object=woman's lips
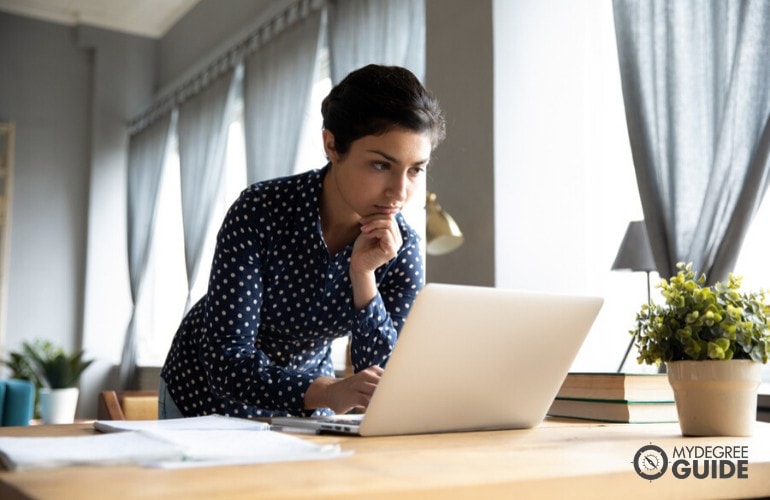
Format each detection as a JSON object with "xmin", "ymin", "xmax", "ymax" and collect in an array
[{"xmin": 374, "ymin": 206, "xmax": 400, "ymax": 215}]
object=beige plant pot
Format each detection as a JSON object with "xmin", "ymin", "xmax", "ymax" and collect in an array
[{"xmin": 667, "ymin": 360, "xmax": 761, "ymax": 437}]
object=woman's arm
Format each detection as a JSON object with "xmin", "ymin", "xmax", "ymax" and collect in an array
[
  {"xmin": 303, "ymin": 218, "xmax": 424, "ymax": 413},
  {"xmin": 348, "ymin": 216, "xmax": 424, "ymax": 371},
  {"xmin": 197, "ymin": 188, "xmax": 317, "ymax": 415}
]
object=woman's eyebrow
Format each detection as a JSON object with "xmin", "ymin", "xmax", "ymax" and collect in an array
[{"xmin": 368, "ymin": 149, "xmax": 429, "ymax": 166}]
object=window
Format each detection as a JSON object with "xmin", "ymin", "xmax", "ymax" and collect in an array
[
  {"xmin": 137, "ymin": 54, "xmax": 331, "ymax": 367},
  {"xmin": 188, "ymin": 112, "xmax": 248, "ymax": 302},
  {"xmin": 136, "ymin": 110, "xmax": 248, "ymax": 367},
  {"xmin": 136, "ymin": 134, "xmax": 186, "ymax": 366},
  {"xmin": 294, "ymin": 48, "xmax": 332, "ymax": 174},
  {"xmin": 734, "ymin": 193, "xmax": 770, "ymax": 382}
]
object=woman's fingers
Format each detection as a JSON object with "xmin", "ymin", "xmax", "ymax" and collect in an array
[
  {"xmin": 361, "ymin": 216, "xmax": 401, "ymax": 247},
  {"xmin": 327, "ymin": 365, "xmax": 384, "ymax": 414},
  {"xmin": 352, "ymin": 216, "xmax": 402, "ymax": 272}
]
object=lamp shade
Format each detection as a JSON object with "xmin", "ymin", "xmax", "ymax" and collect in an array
[
  {"xmin": 426, "ymin": 192, "xmax": 463, "ymax": 256},
  {"xmin": 611, "ymin": 220, "xmax": 656, "ymax": 272}
]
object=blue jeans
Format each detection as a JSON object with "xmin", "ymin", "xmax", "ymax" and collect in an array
[{"xmin": 158, "ymin": 377, "xmax": 185, "ymax": 419}]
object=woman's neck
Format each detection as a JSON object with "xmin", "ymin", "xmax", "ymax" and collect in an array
[{"xmin": 320, "ymin": 168, "xmax": 360, "ymax": 256}]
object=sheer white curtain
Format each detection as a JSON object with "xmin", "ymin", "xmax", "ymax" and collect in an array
[
  {"xmin": 122, "ymin": 113, "xmax": 174, "ymax": 388},
  {"xmin": 327, "ymin": 0, "xmax": 425, "ymax": 84},
  {"xmin": 243, "ymin": 8, "xmax": 323, "ymax": 183},
  {"xmin": 613, "ymin": 0, "xmax": 770, "ymax": 281},
  {"xmin": 177, "ymin": 67, "xmax": 241, "ymax": 311}
]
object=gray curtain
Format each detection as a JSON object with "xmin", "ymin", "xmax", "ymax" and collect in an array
[
  {"xmin": 243, "ymin": 8, "xmax": 323, "ymax": 183},
  {"xmin": 122, "ymin": 112, "xmax": 173, "ymax": 389},
  {"xmin": 327, "ymin": 0, "xmax": 425, "ymax": 84},
  {"xmin": 613, "ymin": 0, "xmax": 770, "ymax": 282},
  {"xmin": 177, "ymin": 68, "xmax": 241, "ymax": 311}
]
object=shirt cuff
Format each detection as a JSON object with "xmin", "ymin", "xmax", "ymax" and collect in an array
[
  {"xmin": 353, "ymin": 293, "xmax": 390, "ymax": 333},
  {"xmin": 283, "ymin": 370, "xmax": 316, "ymax": 415}
]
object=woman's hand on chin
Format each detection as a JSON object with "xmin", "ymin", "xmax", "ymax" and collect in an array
[
  {"xmin": 351, "ymin": 213, "xmax": 402, "ymax": 273},
  {"xmin": 349, "ymin": 214, "xmax": 401, "ymax": 308}
]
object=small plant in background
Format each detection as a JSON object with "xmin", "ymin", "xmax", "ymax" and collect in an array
[
  {"xmin": 632, "ymin": 262, "xmax": 770, "ymax": 365},
  {"xmin": 2, "ymin": 339, "xmax": 94, "ymax": 418},
  {"xmin": 25, "ymin": 344, "xmax": 94, "ymax": 389},
  {"xmin": 3, "ymin": 339, "xmax": 56, "ymax": 387}
]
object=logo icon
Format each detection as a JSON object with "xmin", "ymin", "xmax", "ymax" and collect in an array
[{"xmin": 633, "ymin": 444, "xmax": 668, "ymax": 480}]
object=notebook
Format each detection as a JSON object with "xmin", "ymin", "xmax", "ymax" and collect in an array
[{"xmin": 271, "ymin": 283, "xmax": 603, "ymax": 436}]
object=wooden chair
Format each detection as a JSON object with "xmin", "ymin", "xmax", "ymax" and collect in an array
[{"xmin": 97, "ymin": 390, "xmax": 159, "ymax": 420}]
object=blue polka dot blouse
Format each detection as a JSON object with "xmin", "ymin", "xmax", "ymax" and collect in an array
[{"xmin": 160, "ymin": 165, "xmax": 425, "ymax": 418}]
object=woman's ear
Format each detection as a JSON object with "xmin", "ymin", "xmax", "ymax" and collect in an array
[{"xmin": 322, "ymin": 129, "xmax": 338, "ymax": 161}]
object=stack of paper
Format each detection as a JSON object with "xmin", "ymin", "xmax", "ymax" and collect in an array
[
  {"xmin": 0, "ymin": 432, "xmax": 184, "ymax": 471},
  {"xmin": 0, "ymin": 415, "xmax": 349, "ymax": 471},
  {"xmin": 93, "ymin": 414, "xmax": 271, "ymax": 433},
  {"xmin": 141, "ymin": 429, "xmax": 347, "ymax": 469}
]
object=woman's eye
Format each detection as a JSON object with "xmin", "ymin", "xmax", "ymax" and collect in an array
[
  {"xmin": 409, "ymin": 166, "xmax": 425, "ymax": 177},
  {"xmin": 373, "ymin": 162, "xmax": 389, "ymax": 171}
]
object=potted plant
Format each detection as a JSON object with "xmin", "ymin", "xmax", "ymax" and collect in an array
[
  {"xmin": 631, "ymin": 262, "xmax": 769, "ymax": 436},
  {"xmin": 3, "ymin": 340, "xmax": 93, "ymax": 424}
]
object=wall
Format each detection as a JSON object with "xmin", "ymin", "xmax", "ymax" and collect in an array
[
  {"xmin": 77, "ymin": 26, "xmax": 157, "ymax": 414},
  {"xmin": 0, "ymin": 12, "xmax": 158, "ymax": 416},
  {"xmin": 0, "ymin": 13, "xmax": 92, "ymax": 356},
  {"xmin": 426, "ymin": 0, "xmax": 647, "ymax": 371},
  {"xmin": 494, "ymin": 0, "xmax": 593, "ymax": 293},
  {"xmin": 424, "ymin": 0, "xmax": 495, "ymax": 286},
  {"xmin": 492, "ymin": 0, "xmax": 647, "ymax": 371},
  {"xmin": 157, "ymin": 0, "xmax": 275, "ymax": 91}
]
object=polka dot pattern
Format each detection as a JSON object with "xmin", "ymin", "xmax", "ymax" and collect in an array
[{"xmin": 161, "ymin": 166, "xmax": 424, "ymax": 418}]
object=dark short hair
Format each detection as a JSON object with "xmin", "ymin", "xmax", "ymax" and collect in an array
[{"xmin": 321, "ymin": 64, "xmax": 446, "ymax": 156}]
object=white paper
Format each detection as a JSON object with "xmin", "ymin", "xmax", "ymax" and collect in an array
[
  {"xmin": 0, "ymin": 432, "xmax": 184, "ymax": 471},
  {"xmin": 142, "ymin": 429, "xmax": 349, "ymax": 469},
  {"xmin": 0, "ymin": 419, "xmax": 347, "ymax": 471},
  {"xmin": 93, "ymin": 414, "xmax": 270, "ymax": 433}
]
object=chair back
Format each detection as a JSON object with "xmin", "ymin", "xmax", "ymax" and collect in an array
[
  {"xmin": 0, "ymin": 379, "xmax": 35, "ymax": 426},
  {"xmin": 97, "ymin": 390, "xmax": 159, "ymax": 420}
]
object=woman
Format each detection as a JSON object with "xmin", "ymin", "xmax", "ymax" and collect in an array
[{"xmin": 159, "ymin": 64, "xmax": 445, "ymax": 419}]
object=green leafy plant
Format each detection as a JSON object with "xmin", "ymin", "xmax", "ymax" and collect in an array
[
  {"xmin": 3, "ymin": 339, "xmax": 93, "ymax": 389},
  {"xmin": 632, "ymin": 262, "xmax": 770, "ymax": 365}
]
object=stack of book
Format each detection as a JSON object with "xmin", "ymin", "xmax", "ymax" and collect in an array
[{"xmin": 547, "ymin": 372, "xmax": 678, "ymax": 423}]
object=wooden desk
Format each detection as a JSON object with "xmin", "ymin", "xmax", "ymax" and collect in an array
[{"xmin": 1, "ymin": 420, "xmax": 769, "ymax": 499}]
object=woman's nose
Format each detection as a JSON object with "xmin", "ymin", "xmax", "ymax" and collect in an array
[{"xmin": 386, "ymin": 173, "xmax": 408, "ymax": 201}]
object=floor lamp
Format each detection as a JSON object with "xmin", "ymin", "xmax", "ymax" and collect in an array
[{"xmin": 611, "ymin": 220, "xmax": 657, "ymax": 373}]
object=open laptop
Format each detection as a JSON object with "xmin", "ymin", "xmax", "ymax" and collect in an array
[{"xmin": 271, "ymin": 283, "xmax": 603, "ymax": 436}]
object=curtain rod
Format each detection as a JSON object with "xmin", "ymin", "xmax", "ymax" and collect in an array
[{"xmin": 127, "ymin": 0, "xmax": 325, "ymax": 135}]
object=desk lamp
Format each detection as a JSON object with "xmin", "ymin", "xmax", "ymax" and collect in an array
[
  {"xmin": 426, "ymin": 192, "xmax": 463, "ymax": 256},
  {"xmin": 612, "ymin": 220, "xmax": 657, "ymax": 372}
]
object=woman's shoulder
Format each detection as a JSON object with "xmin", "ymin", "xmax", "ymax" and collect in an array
[
  {"xmin": 244, "ymin": 168, "xmax": 323, "ymax": 197},
  {"xmin": 232, "ymin": 168, "xmax": 323, "ymax": 212}
]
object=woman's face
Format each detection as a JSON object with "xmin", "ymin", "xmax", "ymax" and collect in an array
[{"xmin": 324, "ymin": 128, "xmax": 432, "ymax": 219}]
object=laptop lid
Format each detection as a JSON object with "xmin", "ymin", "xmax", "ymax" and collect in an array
[
  {"xmin": 359, "ymin": 283, "xmax": 602, "ymax": 436},
  {"xmin": 274, "ymin": 283, "xmax": 603, "ymax": 436}
]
